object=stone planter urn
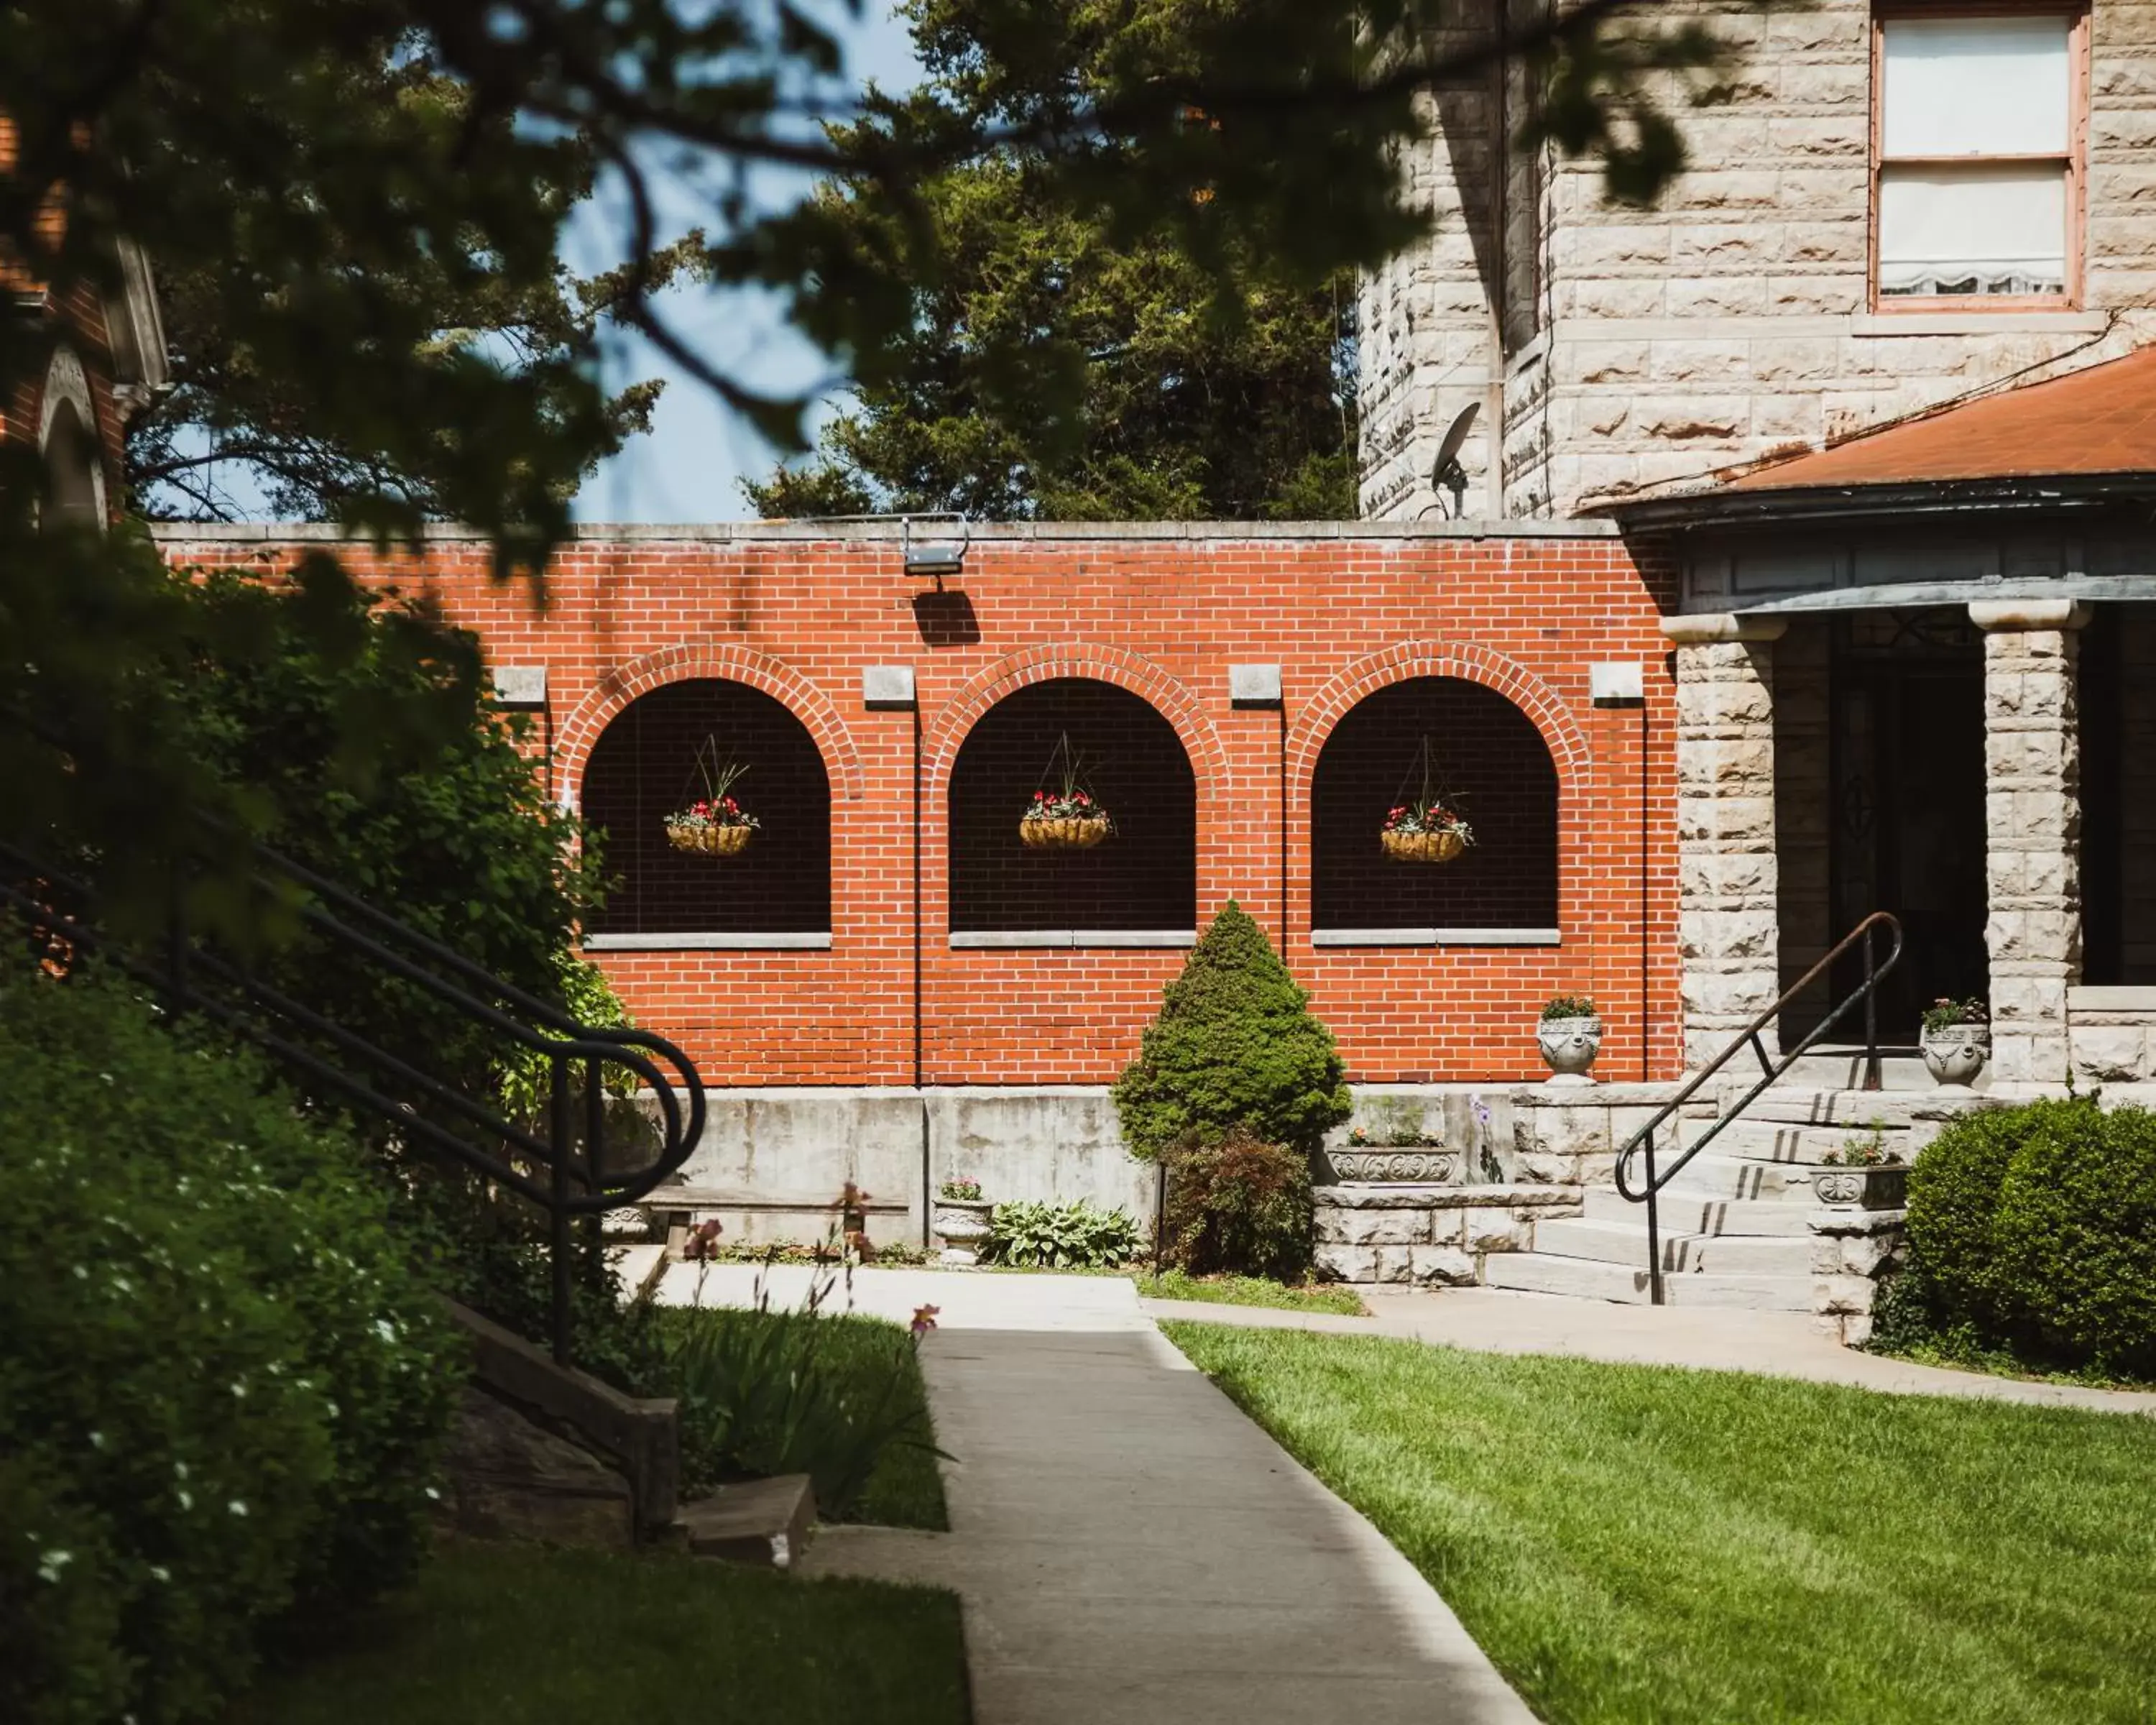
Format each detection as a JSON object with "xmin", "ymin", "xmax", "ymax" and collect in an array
[
  {"xmin": 931, "ymin": 1197, "xmax": 995, "ymax": 1267},
  {"xmin": 1537, "ymin": 1016, "xmax": 1603, "ymax": 1085},
  {"xmin": 1810, "ymin": 1164, "xmax": 1909, "ymax": 1210},
  {"xmin": 1920, "ymin": 1024, "xmax": 1990, "ymax": 1087}
]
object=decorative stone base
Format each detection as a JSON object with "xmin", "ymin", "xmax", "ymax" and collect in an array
[
  {"xmin": 1807, "ymin": 1208, "xmax": 1907, "ymax": 1348},
  {"xmin": 1312, "ymin": 1184, "xmax": 1584, "ymax": 1285}
]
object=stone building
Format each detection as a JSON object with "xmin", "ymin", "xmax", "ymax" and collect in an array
[{"xmin": 1359, "ymin": 0, "xmax": 2156, "ymax": 521}]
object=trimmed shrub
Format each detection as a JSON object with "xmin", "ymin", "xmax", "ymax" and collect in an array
[
  {"xmin": 985, "ymin": 1200, "xmax": 1142, "ymax": 1269},
  {"xmin": 1993, "ymin": 1101, "xmax": 2156, "ymax": 1377},
  {"xmin": 1112, "ymin": 900, "xmax": 1351, "ymax": 1162},
  {"xmin": 1902, "ymin": 1100, "xmax": 2060, "ymax": 1335},
  {"xmin": 1161, "ymin": 1128, "xmax": 1314, "ymax": 1282},
  {"xmin": 0, "ymin": 960, "xmax": 461, "ymax": 1724}
]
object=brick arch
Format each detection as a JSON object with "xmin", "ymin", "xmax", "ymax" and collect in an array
[
  {"xmin": 922, "ymin": 645, "xmax": 1227, "ymax": 800},
  {"xmin": 1286, "ymin": 640, "xmax": 1588, "ymax": 798},
  {"xmin": 554, "ymin": 641, "xmax": 864, "ymax": 810}
]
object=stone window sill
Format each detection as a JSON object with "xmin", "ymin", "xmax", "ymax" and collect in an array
[
  {"xmin": 1851, "ymin": 310, "xmax": 2107, "ymax": 338},
  {"xmin": 1311, "ymin": 928, "xmax": 1562, "ymax": 948},
  {"xmin": 581, "ymin": 932, "xmax": 832, "ymax": 951},
  {"xmin": 2067, "ymin": 985, "xmax": 2156, "ymax": 1015},
  {"xmin": 948, "ymin": 930, "xmax": 1197, "ymax": 949}
]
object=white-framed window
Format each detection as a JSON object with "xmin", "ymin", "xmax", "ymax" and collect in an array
[{"xmin": 1871, "ymin": 9, "xmax": 2086, "ymax": 306}]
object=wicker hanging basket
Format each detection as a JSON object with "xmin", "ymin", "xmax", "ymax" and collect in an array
[
  {"xmin": 1020, "ymin": 815, "xmax": 1112, "ymax": 850},
  {"xmin": 1381, "ymin": 827, "xmax": 1466, "ymax": 864},
  {"xmin": 666, "ymin": 822, "xmax": 754, "ymax": 857}
]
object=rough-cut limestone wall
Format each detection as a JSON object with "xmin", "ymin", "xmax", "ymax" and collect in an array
[
  {"xmin": 1669, "ymin": 617, "xmax": 1784, "ymax": 1070},
  {"xmin": 1978, "ymin": 604, "xmax": 2088, "ymax": 1086},
  {"xmin": 1360, "ymin": 0, "xmax": 2156, "ymax": 520}
]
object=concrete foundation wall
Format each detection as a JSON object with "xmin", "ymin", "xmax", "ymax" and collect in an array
[{"xmin": 655, "ymin": 1078, "xmax": 1675, "ymax": 1246}]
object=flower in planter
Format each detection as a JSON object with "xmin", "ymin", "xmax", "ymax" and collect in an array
[
  {"xmin": 664, "ymin": 742, "xmax": 760, "ymax": 852},
  {"xmin": 1381, "ymin": 801, "xmax": 1475, "ymax": 843},
  {"xmin": 1541, "ymin": 994, "xmax": 1598, "ymax": 1022},
  {"xmin": 1922, "ymin": 996, "xmax": 1989, "ymax": 1034},
  {"xmin": 939, "ymin": 1177, "xmax": 984, "ymax": 1202}
]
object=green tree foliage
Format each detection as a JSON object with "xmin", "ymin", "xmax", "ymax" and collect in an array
[
  {"xmin": 126, "ymin": 56, "xmax": 699, "ymax": 522},
  {"xmin": 1112, "ymin": 899, "xmax": 1350, "ymax": 1161},
  {"xmin": 0, "ymin": 960, "xmax": 461, "ymax": 1724},
  {"xmin": 746, "ymin": 152, "xmax": 1358, "ymax": 520}
]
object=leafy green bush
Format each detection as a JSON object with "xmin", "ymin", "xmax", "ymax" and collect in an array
[
  {"xmin": 986, "ymin": 1200, "xmax": 1143, "ymax": 1269},
  {"xmin": 1161, "ymin": 1128, "xmax": 1314, "ymax": 1282},
  {"xmin": 0, "ymin": 960, "xmax": 462, "ymax": 1724},
  {"xmin": 1902, "ymin": 1100, "xmax": 2054, "ymax": 1335},
  {"xmin": 1993, "ymin": 1101, "xmax": 2156, "ymax": 1377},
  {"xmin": 0, "ymin": 1453, "xmax": 131, "ymax": 1725},
  {"xmin": 1892, "ymin": 1095, "xmax": 2156, "ymax": 1379},
  {"xmin": 657, "ymin": 1280, "xmax": 941, "ymax": 1517},
  {"xmin": 1112, "ymin": 899, "xmax": 1350, "ymax": 1161}
]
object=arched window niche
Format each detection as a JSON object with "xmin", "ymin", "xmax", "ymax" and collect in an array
[
  {"xmin": 948, "ymin": 678, "xmax": 1197, "ymax": 947},
  {"xmin": 580, "ymin": 679, "xmax": 831, "ymax": 949},
  {"xmin": 1310, "ymin": 677, "xmax": 1560, "ymax": 947}
]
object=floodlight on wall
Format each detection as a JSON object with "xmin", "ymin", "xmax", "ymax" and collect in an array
[{"xmin": 902, "ymin": 513, "xmax": 969, "ymax": 579}]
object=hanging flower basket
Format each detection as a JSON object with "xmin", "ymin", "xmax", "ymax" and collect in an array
[
  {"xmin": 1381, "ymin": 827, "xmax": 1467, "ymax": 863},
  {"xmin": 1021, "ymin": 811, "xmax": 1114, "ymax": 850},
  {"xmin": 1381, "ymin": 737, "xmax": 1474, "ymax": 863},
  {"xmin": 664, "ymin": 740, "xmax": 760, "ymax": 858},
  {"xmin": 1381, "ymin": 805, "xmax": 1473, "ymax": 863},
  {"xmin": 665, "ymin": 817, "xmax": 754, "ymax": 857},
  {"xmin": 1020, "ymin": 732, "xmax": 1114, "ymax": 850}
]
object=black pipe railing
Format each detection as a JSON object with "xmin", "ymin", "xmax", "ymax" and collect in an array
[
  {"xmin": 1614, "ymin": 911, "xmax": 1904, "ymax": 1306},
  {"xmin": 1, "ymin": 831, "xmax": 704, "ymax": 1365}
]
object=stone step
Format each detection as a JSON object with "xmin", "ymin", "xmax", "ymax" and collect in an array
[
  {"xmin": 1708, "ymin": 1119, "xmax": 1910, "ymax": 1163},
  {"xmin": 1659, "ymin": 1153, "xmax": 1826, "ymax": 1201},
  {"xmin": 1531, "ymin": 1218, "xmax": 1815, "ymax": 1278},
  {"xmin": 1482, "ymin": 1251, "xmax": 1812, "ymax": 1310},
  {"xmin": 1580, "ymin": 1186, "xmax": 1815, "ymax": 1236},
  {"xmin": 1774, "ymin": 1049, "xmax": 1932, "ymax": 1092},
  {"xmin": 1708, "ymin": 1087, "xmax": 1923, "ymax": 1128}
]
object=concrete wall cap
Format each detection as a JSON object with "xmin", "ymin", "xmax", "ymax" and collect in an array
[
  {"xmin": 1968, "ymin": 599, "xmax": 2093, "ymax": 632},
  {"xmin": 1660, "ymin": 612, "xmax": 1789, "ymax": 645}
]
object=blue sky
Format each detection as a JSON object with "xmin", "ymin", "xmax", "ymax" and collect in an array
[{"xmin": 568, "ymin": 5, "xmax": 922, "ymax": 525}]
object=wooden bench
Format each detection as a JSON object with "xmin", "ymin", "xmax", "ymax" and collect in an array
[{"xmin": 637, "ymin": 1185, "xmax": 912, "ymax": 1259}]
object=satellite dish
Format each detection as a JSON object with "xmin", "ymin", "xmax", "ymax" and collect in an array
[{"xmin": 1431, "ymin": 401, "xmax": 1480, "ymax": 519}]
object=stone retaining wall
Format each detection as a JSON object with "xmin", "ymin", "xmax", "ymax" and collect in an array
[{"xmin": 1312, "ymin": 1184, "xmax": 1583, "ymax": 1286}]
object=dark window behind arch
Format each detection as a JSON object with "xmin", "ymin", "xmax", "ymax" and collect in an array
[
  {"xmin": 42, "ymin": 400, "xmax": 100, "ymax": 526},
  {"xmin": 582, "ymin": 679, "xmax": 830, "ymax": 936},
  {"xmin": 1311, "ymin": 677, "xmax": 1559, "ymax": 932},
  {"xmin": 949, "ymin": 678, "xmax": 1196, "ymax": 934}
]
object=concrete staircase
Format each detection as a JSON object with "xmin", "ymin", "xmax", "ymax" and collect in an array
[{"xmin": 1484, "ymin": 1053, "xmax": 1930, "ymax": 1310}]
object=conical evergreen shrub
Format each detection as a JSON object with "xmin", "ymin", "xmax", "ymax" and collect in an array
[{"xmin": 1112, "ymin": 899, "xmax": 1351, "ymax": 1161}]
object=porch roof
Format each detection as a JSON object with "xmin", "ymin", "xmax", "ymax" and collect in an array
[{"xmin": 1608, "ymin": 346, "xmax": 2156, "ymax": 530}]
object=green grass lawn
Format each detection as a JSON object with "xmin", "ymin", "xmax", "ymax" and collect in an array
[
  {"xmin": 1165, "ymin": 1322, "xmax": 2156, "ymax": 1725},
  {"xmin": 1136, "ymin": 1268, "xmax": 1368, "ymax": 1316},
  {"xmin": 651, "ymin": 1308, "xmax": 948, "ymax": 1530},
  {"xmin": 235, "ymin": 1542, "xmax": 969, "ymax": 1725}
]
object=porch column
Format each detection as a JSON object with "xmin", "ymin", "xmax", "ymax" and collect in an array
[
  {"xmin": 1664, "ymin": 613, "xmax": 1787, "ymax": 1071},
  {"xmin": 1971, "ymin": 599, "xmax": 2091, "ymax": 1085}
]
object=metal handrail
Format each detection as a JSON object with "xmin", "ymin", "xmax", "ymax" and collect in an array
[
  {"xmin": 1613, "ymin": 911, "xmax": 1904, "ymax": 1305},
  {"xmin": 1, "ymin": 831, "xmax": 705, "ymax": 1364}
]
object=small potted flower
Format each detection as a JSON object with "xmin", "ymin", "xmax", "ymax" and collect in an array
[
  {"xmin": 1019, "ymin": 732, "xmax": 1113, "ymax": 850},
  {"xmin": 1381, "ymin": 801, "xmax": 1473, "ymax": 863},
  {"xmin": 932, "ymin": 1176, "xmax": 995, "ymax": 1266},
  {"xmin": 1537, "ymin": 994, "xmax": 1602, "ymax": 1085},
  {"xmin": 664, "ymin": 744, "xmax": 759, "ymax": 857},
  {"xmin": 1920, "ymin": 996, "xmax": 1990, "ymax": 1087},
  {"xmin": 1812, "ymin": 1126, "xmax": 1909, "ymax": 1209}
]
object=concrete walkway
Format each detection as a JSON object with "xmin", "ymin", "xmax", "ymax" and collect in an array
[{"xmin": 652, "ymin": 1262, "xmax": 1535, "ymax": 1724}]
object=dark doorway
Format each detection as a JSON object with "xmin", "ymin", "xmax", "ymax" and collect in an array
[{"xmin": 1828, "ymin": 614, "xmax": 1987, "ymax": 1038}]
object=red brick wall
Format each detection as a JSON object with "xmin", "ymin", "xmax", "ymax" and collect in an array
[{"xmin": 157, "ymin": 528, "xmax": 1683, "ymax": 1087}]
